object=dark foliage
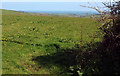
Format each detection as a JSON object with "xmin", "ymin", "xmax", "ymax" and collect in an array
[{"xmin": 80, "ymin": 1, "xmax": 120, "ymax": 76}]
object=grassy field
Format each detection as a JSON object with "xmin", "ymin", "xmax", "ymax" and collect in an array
[{"xmin": 2, "ymin": 10, "xmax": 100, "ymax": 74}]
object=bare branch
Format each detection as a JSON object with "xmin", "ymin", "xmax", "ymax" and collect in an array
[{"xmin": 80, "ymin": 5, "xmax": 104, "ymax": 14}]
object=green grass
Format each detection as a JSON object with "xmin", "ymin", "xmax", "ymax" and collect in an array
[{"xmin": 2, "ymin": 10, "xmax": 100, "ymax": 74}]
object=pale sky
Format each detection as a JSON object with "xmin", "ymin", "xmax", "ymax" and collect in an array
[
  {"xmin": 1, "ymin": 0, "xmax": 116, "ymax": 12},
  {"xmin": 2, "ymin": 2, "xmax": 103, "ymax": 12},
  {"xmin": 2, "ymin": 0, "xmax": 113, "ymax": 2}
]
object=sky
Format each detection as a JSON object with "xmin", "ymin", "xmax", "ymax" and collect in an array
[
  {"xmin": 2, "ymin": 0, "xmax": 112, "ymax": 2},
  {"xmin": 2, "ymin": 2, "xmax": 104, "ymax": 12}
]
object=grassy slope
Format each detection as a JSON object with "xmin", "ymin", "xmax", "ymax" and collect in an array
[{"xmin": 2, "ymin": 10, "xmax": 100, "ymax": 74}]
